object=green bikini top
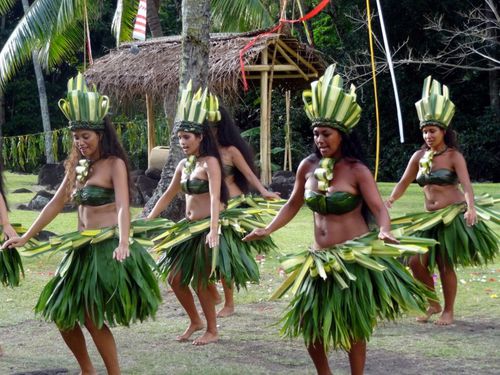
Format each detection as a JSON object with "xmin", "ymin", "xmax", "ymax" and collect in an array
[
  {"xmin": 180, "ymin": 178, "xmax": 209, "ymax": 195},
  {"xmin": 223, "ymin": 164, "xmax": 236, "ymax": 177},
  {"xmin": 304, "ymin": 190, "xmax": 362, "ymax": 215},
  {"xmin": 73, "ymin": 185, "xmax": 115, "ymax": 206},
  {"xmin": 416, "ymin": 169, "xmax": 458, "ymax": 187}
]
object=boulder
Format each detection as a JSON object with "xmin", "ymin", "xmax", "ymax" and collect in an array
[
  {"xmin": 28, "ymin": 190, "xmax": 54, "ymax": 211},
  {"xmin": 145, "ymin": 167, "xmax": 162, "ymax": 181},
  {"xmin": 12, "ymin": 188, "xmax": 32, "ymax": 194},
  {"xmin": 38, "ymin": 164, "xmax": 65, "ymax": 188},
  {"xmin": 135, "ymin": 175, "xmax": 159, "ymax": 205},
  {"xmin": 130, "ymin": 169, "xmax": 145, "ymax": 182},
  {"xmin": 270, "ymin": 170, "xmax": 295, "ymax": 199}
]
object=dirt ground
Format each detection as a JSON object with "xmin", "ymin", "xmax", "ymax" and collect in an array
[{"xmin": 1, "ymin": 287, "xmax": 499, "ymax": 375}]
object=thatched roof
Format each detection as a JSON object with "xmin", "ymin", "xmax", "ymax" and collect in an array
[{"xmin": 85, "ymin": 30, "xmax": 327, "ymax": 108}]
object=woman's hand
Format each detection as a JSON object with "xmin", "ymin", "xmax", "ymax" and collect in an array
[
  {"xmin": 464, "ymin": 206, "xmax": 477, "ymax": 227},
  {"xmin": 262, "ymin": 190, "xmax": 281, "ymax": 200},
  {"xmin": 2, "ymin": 235, "xmax": 28, "ymax": 250},
  {"xmin": 113, "ymin": 242, "xmax": 130, "ymax": 262},
  {"xmin": 206, "ymin": 229, "xmax": 219, "ymax": 248},
  {"xmin": 243, "ymin": 228, "xmax": 270, "ymax": 242},
  {"xmin": 3, "ymin": 224, "xmax": 18, "ymax": 240},
  {"xmin": 385, "ymin": 197, "xmax": 395, "ymax": 209},
  {"xmin": 378, "ymin": 229, "xmax": 399, "ymax": 244}
]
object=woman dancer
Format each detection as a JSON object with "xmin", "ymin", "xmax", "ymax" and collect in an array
[
  {"xmin": 206, "ymin": 98, "xmax": 280, "ymax": 317},
  {"xmin": 3, "ymin": 74, "xmax": 161, "ymax": 374},
  {"xmin": 244, "ymin": 65, "xmax": 434, "ymax": 375},
  {"xmin": 147, "ymin": 84, "xmax": 227, "ymax": 345},
  {"xmin": 387, "ymin": 76, "xmax": 499, "ymax": 325}
]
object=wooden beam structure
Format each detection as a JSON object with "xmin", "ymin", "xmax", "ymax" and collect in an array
[
  {"xmin": 146, "ymin": 94, "xmax": 156, "ymax": 167},
  {"xmin": 255, "ymin": 37, "xmax": 321, "ymax": 186}
]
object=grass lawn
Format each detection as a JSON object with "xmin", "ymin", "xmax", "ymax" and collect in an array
[{"xmin": 0, "ymin": 172, "xmax": 499, "ymax": 374}]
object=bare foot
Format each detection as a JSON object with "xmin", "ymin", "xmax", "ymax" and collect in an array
[
  {"xmin": 435, "ymin": 311, "xmax": 454, "ymax": 325},
  {"xmin": 176, "ymin": 322, "xmax": 204, "ymax": 342},
  {"xmin": 192, "ymin": 331, "xmax": 219, "ymax": 346},
  {"xmin": 416, "ymin": 306, "xmax": 442, "ymax": 323},
  {"xmin": 217, "ymin": 305, "xmax": 235, "ymax": 318}
]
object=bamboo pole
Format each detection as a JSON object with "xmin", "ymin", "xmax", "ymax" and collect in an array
[
  {"xmin": 284, "ymin": 90, "xmax": 292, "ymax": 171},
  {"xmin": 260, "ymin": 48, "xmax": 269, "ymax": 185},
  {"xmin": 146, "ymin": 94, "xmax": 156, "ymax": 167}
]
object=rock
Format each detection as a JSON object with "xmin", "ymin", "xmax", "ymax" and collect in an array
[
  {"xmin": 28, "ymin": 190, "xmax": 54, "ymax": 211},
  {"xmin": 270, "ymin": 170, "xmax": 295, "ymax": 199},
  {"xmin": 38, "ymin": 164, "xmax": 65, "ymax": 188},
  {"xmin": 135, "ymin": 175, "xmax": 159, "ymax": 204},
  {"xmin": 35, "ymin": 230, "xmax": 57, "ymax": 241},
  {"xmin": 145, "ymin": 168, "xmax": 162, "ymax": 181},
  {"xmin": 130, "ymin": 169, "xmax": 145, "ymax": 182},
  {"xmin": 12, "ymin": 188, "xmax": 32, "ymax": 194},
  {"xmin": 16, "ymin": 203, "xmax": 30, "ymax": 210}
]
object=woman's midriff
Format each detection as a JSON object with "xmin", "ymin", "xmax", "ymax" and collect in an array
[
  {"xmin": 225, "ymin": 176, "xmax": 242, "ymax": 198},
  {"xmin": 185, "ymin": 193, "xmax": 224, "ymax": 221},
  {"xmin": 78, "ymin": 203, "xmax": 119, "ymax": 230},
  {"xmin": 313, "ymin": 208, "xmax": 370, "ymax": 249},
  {"xmin": 423, "ymin": 184, "xmax": 464, "ymax": 211}
]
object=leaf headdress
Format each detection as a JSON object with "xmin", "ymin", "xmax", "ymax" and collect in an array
[
  {"xmin": 415, "ymin": 76, "xmax": 455, "ymax": 129},
  {"xmin": 58, "ymin": 73, "xmax": 110, "ymax": 131}
]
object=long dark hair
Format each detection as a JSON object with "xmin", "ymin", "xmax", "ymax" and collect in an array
[
  {"xmin": 0, "ymin": 159, "xmax": 8, "ymax": 210},
  {"xmin": 192, "ymin": 124, "xmax": 229, "ymax": 204},
  {"xmin": 64, "ymin": 117, "xmax": 133, "ymax": 200},
  {"xmin": 214, "ymin": 106, "xmax": 257, "ymax": 194},
  {"xmin": 420, "ymin": 126, "xmax": 460, "ymax": 151}
]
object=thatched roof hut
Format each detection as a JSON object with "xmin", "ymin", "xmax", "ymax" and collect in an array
[
  {"xmin": 85, "ymin": 30, "xmax": 328, "ymax": 184},
  {"xmin": 86, "ymin": 30, "xmax": 327, "ymax": 107}
]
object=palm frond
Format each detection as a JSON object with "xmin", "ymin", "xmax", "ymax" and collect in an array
[
  {"xmin": 111, "ymin": 0, "xmax": 137, "ymax": 44},
  {"xmin": 0, "ymin": 0, "xmax": 17, "ymax": 15},
  {"xmin": 211, "ymin": 0, "xmax": 274, "ymax": 32}
]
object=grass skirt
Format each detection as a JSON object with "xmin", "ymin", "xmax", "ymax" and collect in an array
[
  {"xmin": 0, "ymin": 224, "xmax": 32, "ymax": 287},
  {"xmin": 33, "ymin": 236, "xmax": 161, "ymax": 331},
  {"xmin": 272, "ymin": 233, "xmax": 436, "ymax": 352},
  {"xmin": 392, "ymin": 196, "xmax": 499, "ymax": 269},
  {"xmin": 0, "ymin": 247, "xmax": 23, "ymax": 287},
  {"xmin": 153, "ymin": 201, "xmax": 279, "ymax": 289}
]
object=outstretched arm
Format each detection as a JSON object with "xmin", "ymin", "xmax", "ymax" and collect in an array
[
  {"xmin": 147, "ymin": 161, "xmax": 183, "ymax": 219},
  {"xmin": 230, "ymin": 147, "xmax": 280, "ymax": 199},
  {"xmin": 386, "ymin": 151, "xmax": 421, "ymax": 208},
  {"xmin": 2, "ymin": 175, "xmax": 71, "ymax": 248},
  {"xmin": 243, "ymin": 158, "xmax": 309, "ymax": 241}
]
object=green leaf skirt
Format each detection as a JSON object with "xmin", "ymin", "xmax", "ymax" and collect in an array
[
  {"xmin": 35, "ymin": 238, "xmax": 162, "ymax": 331},
  {"xmin": 391, "ymin": 197, "xmax": 500, "ymax": 270},
  {"xmin": 0, "ymin": 247, "xmax": 24, "ymax": 287},
  {"xmin": 275, "ymin": 240, "xmax": 435, "ymax": 352},
  {"xmin": 155, "ymin": 206, "xmax": 278, "ymax": 289},
  {"xmin": 417, "ymin": 214, "xmax": 499, "ymax": 269},
  {"xmin": 280, "ymin": 254, "xmax": 433, "ymax": 352},
  {"xmin": 0, "ymin": 224, "xmax": 32, "ymax": 287}
]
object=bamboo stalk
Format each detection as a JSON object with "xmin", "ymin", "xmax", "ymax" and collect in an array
[
  {"xmin": 275, "ymin": 44, "xmax": 309, "ymax": 80},
  {"xmin": 146, "ymin": 94, "xmax": 156, "ymax": 167}
]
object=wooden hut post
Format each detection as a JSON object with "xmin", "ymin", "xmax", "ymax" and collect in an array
[
  {"xmin": 260, "ymin": 47, "xmax": 270, "ymax": 185},
  {"xmin": 146, "ymin": 94, "xmax": 156, "ymax": 167}
]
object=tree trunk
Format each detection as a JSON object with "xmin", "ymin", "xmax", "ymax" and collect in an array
[
  {"xmin": 21, "ymin": 0, "xmax": 54, "ymax": 164},
  {"xmin": 0, "ymin": 14, "xmax": 5, "ymax": 153},
  {"xmin": 147, "ymin": 0, "xmax": 164, "ymax": 37},
  {"xmin": 143, "ymin": 0, "xmax": 210, "ymax": 219},
  {"xmin": 486, "ymin": 4, "xmax": 499, "ymax": 117}
]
